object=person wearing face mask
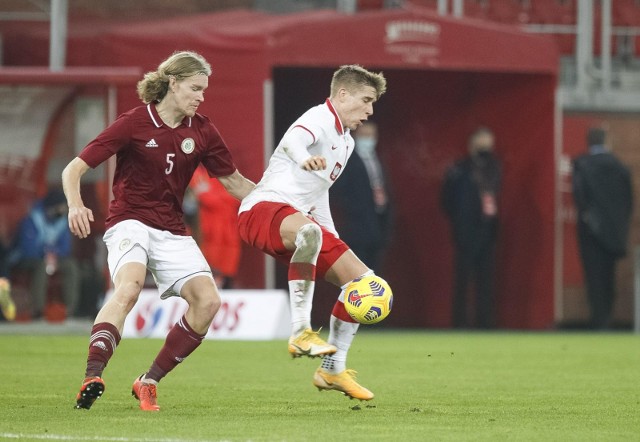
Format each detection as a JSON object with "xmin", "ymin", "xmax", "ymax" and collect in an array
[
  {"xmin": 441, "ymin": 127, "xmax": 502, "ymax": 329},
  {"xmin": 8, "ymin": 187, "xmax": 80, "ymax": 321},
  {"xmin": 330, "ymin": 121, "xmax": 391, "ymax": 272}
]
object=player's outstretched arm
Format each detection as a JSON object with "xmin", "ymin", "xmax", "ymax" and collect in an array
[
  {"xmin": 218, "ymin": 170, "xmax": 256, "ymax": 200},
  {"xmin": 61, "ymin": 157, "xmax": 94, "ymax": 239}
]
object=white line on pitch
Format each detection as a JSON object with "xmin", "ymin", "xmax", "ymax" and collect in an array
[{"xmin": 0, "ymin": 434, "xmax": 228, "ymax": 442}]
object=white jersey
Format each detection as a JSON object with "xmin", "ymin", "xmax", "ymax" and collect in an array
[{"xmin": 239, "ymin": 99, "xmax": 354, "ymax": 236}]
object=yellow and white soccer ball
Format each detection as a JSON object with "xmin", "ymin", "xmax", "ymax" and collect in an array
[{"xmin": 344, "ymin": 275, "xmax": 393, "ymax": 324}]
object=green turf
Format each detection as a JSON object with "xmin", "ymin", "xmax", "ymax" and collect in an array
[{"xmin": 0, "ymin": 331, "xmax": 639, "ymax": 441}]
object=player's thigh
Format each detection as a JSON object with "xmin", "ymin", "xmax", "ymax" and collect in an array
[
  {"xmin": 324, "ymin": 249, "xmax": 369, "ymax": 287},
  {"xmin": 112, "ymin": 261, "xmax": 147, "ymax": 302},
  {"xmin": 148, "ymin": 232, "xmax": 212, "ymax": 298},
  {"xmin": 280, "ymin": 212, "xmax": 316, "ymax": 250},
  {"xmin": 103, "ymin": 220, "xmax": 151, "ymax": 282}
]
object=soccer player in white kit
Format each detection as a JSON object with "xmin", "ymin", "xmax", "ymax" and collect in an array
[{"xmin": 239, "ymin": 65, "xmax": 387, "ymax": 400}]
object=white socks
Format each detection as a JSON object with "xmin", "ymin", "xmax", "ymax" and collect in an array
[
  {"xmin": 321, "ymin": 271, "xmax": 373, "ymax": 374},
  {"xmin": 289, "ymin": 279, "xmax": 315, "ymax": 335},
  {"xmin": 288, "ymin": 224, "xmax": 322, "ymax": 336},
  {"xmin": 321, "ymin": 310, "xmax": 360, "ymax": 374}
]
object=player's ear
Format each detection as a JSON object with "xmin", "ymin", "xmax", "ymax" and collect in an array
[
  {"xmin": 337, "ymin": 87, "xmax": 350, "ymax": 102},
  {"xmin": 168, "ymin": 75, "xmax": 178, "ymax": 93}
]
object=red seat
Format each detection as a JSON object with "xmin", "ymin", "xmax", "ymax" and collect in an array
[
  {"xmin": 529, "ymin": 0, "xmax": 576, "ymax": 24},
  {"xmin": 613, "ymin": 0, "xmax": 640, "ymax": 26},
  {"xmin": 357, "ymin": 0, "xmax": 385, "ymax": 11}
]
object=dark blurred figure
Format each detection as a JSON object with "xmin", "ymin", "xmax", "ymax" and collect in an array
[
  {"xmin": 9, "ymin": 188, "xmax": 80, "ymax": 319},
  {"xmin": 0, "ymin": 240, "xmax": 16, "ymax": 321},
  {"xmin": 572, "ymin": 127, "xmax": 633, "ymax": 330},
  {"xmin": 331, "ymin": 121, "xmax": 392, "ymax": 272},
  {"xmin": 441, "ymin": 127, "xmax": 502, "ymax": 329}
]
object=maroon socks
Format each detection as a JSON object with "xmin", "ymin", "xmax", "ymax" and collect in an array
[
  {"xmin": 85, "ymin": 322, "xmax": 121, "ymax": 378},
  {"xmin": 146, "ymin": 315, "xmax": 205, "ymax": 383}
]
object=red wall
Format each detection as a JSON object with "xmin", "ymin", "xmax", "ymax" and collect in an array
[{"xmin": 383, "ymin": 70, "xmax": 557, "ymax": 329}]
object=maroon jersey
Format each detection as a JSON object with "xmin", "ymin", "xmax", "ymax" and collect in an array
[{"xmin": 80, "ymin": 104, "xmax": 236, "ymax": 235}]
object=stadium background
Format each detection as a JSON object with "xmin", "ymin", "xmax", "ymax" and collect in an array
[{"xmin": 0, "ymin": 0, "xmax": 638, "ymax": 330}]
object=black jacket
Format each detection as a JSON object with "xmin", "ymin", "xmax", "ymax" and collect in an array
[
  {"xmin": 330, "ymin": 151, "xmax": 391, "ymax": 249},
  {"xmin": 572, "ymin": 152, "xmax": 633, "ymax": 257},
  {"xmin": 441, "ymin": 153, "xmax": 501, "ymax": 247}
]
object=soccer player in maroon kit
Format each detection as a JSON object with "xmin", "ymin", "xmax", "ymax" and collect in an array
[{"xmin": 63, "ymin": 51, "xmax": 254, "ymax": 411}]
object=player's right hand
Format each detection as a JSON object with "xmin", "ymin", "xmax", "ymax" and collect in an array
[
  {"xmin": 302, "ymin": 156, "xmax": 327, "ymax": 171},
  {"xmin": 68, "ymin": 206, "xmax": 94, "ymax": 239}
]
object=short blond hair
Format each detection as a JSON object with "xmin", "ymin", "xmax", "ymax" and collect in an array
[
  {"xmin": 137, "ymin": 51, "xmax": 212, "ymax": 104},
  {"xmin": 330, "ymin": 65, "xmax": 387, "ymax": 100}
]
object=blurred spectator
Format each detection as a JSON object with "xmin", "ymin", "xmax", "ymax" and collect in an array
[
  {"xmin": 0, "ymin": 240, "xmax": 16, "ymax": 321},
  {"xmin": 330, "ymin": 121, "xmax": 392, "ymax": 272},
  {"xmin": 441, "ymin": 127, "xmax": 502, "ymax": 329},
  {"xmin": 572, "ymin": 127, "xmax": 633, "ymax": 330},
  {"xmin": 8, "ymin": 188, "xmax": 80, "ymax": 319},
  {"xmin": 186, "ymin": 166, "xmax": 242, "ymax": 289}
]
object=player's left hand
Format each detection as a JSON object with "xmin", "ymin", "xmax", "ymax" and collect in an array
[
  {"xmin": 302, "ymin": 156, "xmax": 326, "ymax": 171},
  {"xmin": 68, "ymin": 206, "xmax": 94, "ymax": 239}
]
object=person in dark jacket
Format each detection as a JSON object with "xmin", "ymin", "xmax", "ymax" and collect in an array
[
  {"xmin": 441, "ymin": 127, "xmax": 502, "ymax": 329},
  {"xmin": 572, "ymin": 127, "xmax": 633, "ymax": 329},
  {"xmin": 331, "ymin": 121, "xmax": 391, "ymax": 272}
]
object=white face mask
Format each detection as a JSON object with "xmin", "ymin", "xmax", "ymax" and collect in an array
[{"xmin": 355, "ymin": 137, "xmax": 377, "ymax": 156}]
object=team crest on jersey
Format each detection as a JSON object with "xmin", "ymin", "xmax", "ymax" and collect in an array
[
  {"xmin": 181, "ymin": 138, "xmax": 195, "ymax": 154},
  {"xmin": 119, "ymin": 238, "xmax": 131, "ymax": 251},
  {"xmin": 330, "ymin": 162, "xmax": 343, "ymax": 181}
]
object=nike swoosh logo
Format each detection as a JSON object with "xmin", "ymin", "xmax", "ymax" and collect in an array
[{"xmin": 331, "ymin": 145, "xmax": 338, "ymax": 150}]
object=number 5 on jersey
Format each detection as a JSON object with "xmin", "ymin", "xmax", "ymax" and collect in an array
[{"xmin": 165, "ymin": 153, "xmax": 175, "ymax": 175}]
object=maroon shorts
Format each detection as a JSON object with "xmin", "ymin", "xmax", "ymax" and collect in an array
[{"xmin": 238, "ymin": 201, "xmax": 349, "ymax": 277}]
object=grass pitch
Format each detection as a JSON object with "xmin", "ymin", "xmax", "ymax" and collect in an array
[{"xmin": 0, "ymin": 330, "xmax": 638, "ymax": 441}]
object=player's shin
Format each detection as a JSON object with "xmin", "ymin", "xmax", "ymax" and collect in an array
[
  {"xmin": 144, "ymin": 315, "xmax": 205, "ymax": 383},
  {"xmin": 321, "ymin": 298, "xmax": 359, "ymax": 374},
  {"xmin": 85, "ymin": 322, "xmax": 121, "ymax": 377},
  {"xmin": 288, "ymin": 224, "xmax": 322, "ymax": 335}
]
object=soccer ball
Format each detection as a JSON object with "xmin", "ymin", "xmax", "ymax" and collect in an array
[{"xmin": 344, "ymin": 275, "xmax": 393, "ymax": 324}]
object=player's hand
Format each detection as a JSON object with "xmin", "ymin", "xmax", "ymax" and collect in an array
[
  {"xmin": 68, "ymin": 206, "xmax": 94, "ymax": 239},
  {"xmin": 302, "ymin": 156, "xmax": 327, "ymax": 171}
]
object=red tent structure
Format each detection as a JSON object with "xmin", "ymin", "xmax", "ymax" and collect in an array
[{"xmin": 2, "ymin": 7, "xmax": 559, "ymax": 328}]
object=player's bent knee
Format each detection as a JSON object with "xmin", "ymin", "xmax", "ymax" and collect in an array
[
  {"xmin": 206, "ymin": 293, "xmax": 222, "ymax": 318},
  {"xmin": 294, "ymin": 223, "xmax": 322, "ymax": 260},
  {"xmin": 325, "ymin": 250, "xmax": 371, "ymax": 287},
  {"xmin": 184, "ymin": 287, "xmax": 221, "ymax": 319},
  {"xmin": 112, "ymin": 280, "xmax": 144, "ymax": 311}
]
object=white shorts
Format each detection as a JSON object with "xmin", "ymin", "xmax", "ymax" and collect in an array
[{"xmin": 103, "ymin": 219, "xmax": 212, "ymax": 299}]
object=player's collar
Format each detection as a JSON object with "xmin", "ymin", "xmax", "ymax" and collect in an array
[
  {"xmin": 147, "ymin": 103, "xmax": 192, "ymax": 128},
  {"xmin": 325, "ymin": 98, "xmax": 344, "ymax": 135}
]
